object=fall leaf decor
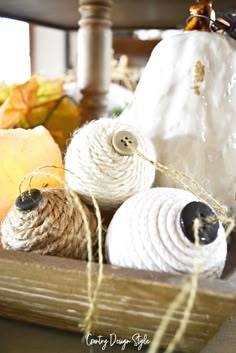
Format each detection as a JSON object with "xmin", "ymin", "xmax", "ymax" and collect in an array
[{"xmin": 0, "ymin": 77, "xmax": 80, "ymax": 150}]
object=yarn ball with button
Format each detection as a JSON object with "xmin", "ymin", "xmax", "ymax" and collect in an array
[
  {"xmin": 64, "ymin": 118, "xmax": 156, "ymax": 210},
  {"xmin": 105, "ymin": 187, "xmax": 227, "ymax": 278},
  {"xmin": 1, "ymin": 187, "xmax": 98, "ymax": 260}
]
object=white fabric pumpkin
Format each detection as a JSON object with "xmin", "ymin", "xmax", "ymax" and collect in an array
[{"xmin": 120, "ymin": 31, "xmax": 236, "ymax": 213}]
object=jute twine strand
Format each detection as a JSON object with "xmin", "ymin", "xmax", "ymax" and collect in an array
[
  {"xmin": 131, "ymin": 146, "xmax": 228, "ymax": 219},
  {"xmin": 133, "ymin": 145, "xmax": 236, "ymax": 234},
  {"xmin": 66, "ymin": 185, "xmax": 94, "ymax": 330},
  {"xmin": 82, "ymin": 191, "xmax": 103, "ymax": 335},
  {"xmin": 148, "ymin": 218, "xmax": 201, "ymax": 353},
  {"xmin": 18, "ymin": 165, "xmax": 103, "ymax": 335},
  {"xmin": 125, "ymin": 141, "xmax": 235, "ymax": 353},
  {"xmin": 127, "ymin": 143, "xmax": 236, "ymax": 236},
  {"xmin": 65, "ymin": 186, "xmax": 104, "ymax": 335}
]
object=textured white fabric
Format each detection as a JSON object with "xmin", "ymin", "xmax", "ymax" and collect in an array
[
  {"xmin": 65, "ymin": 118, "xmax": 156, "ymax": 210},
  {"xmin": 119, "ymin": 32, "xmax": 236, "ymax": 213},
  {"xmin": 106, "ymin": 187, "xmax": 227, "ymax": 278}
]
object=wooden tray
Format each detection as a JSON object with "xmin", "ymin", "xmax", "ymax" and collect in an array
[{"xmin": 0, "ymin": 246, "xmax": 235, "ymax": 353}]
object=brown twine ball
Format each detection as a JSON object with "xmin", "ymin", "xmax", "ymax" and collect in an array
[{"xmin": 1, "ymin": 187, "xmax": 98, "ymax": 260}]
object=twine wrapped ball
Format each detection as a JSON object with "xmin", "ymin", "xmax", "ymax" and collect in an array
[
  {"xmin": 106, "ymin": 187, "xmax": 227, "ymax": 278},
  {"xmin": 1, "ymin": 188, "xmax": 98, "ymax": 260},
  {"xmin": 64, "ymin": 118, "xmax": 156, "ymax": 210}
]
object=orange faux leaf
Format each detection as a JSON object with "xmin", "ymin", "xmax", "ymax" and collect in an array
[
  {"xmin": 0, "ymin": 78, "xmax": 38, "ymax": 128},
  {"xmin": 0, "ymin": 77, "xmax": 80, "ymax": 150}
]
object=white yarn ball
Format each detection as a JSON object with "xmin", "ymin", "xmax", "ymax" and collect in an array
[
  {"xmin": 65, "ymin": 118, "xmax": 156, "ymax": 209},
  {"xmin": 105, "ymin": 187, "xmax": 227, "ymax": 278}
]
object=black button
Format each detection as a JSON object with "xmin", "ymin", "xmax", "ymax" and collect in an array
[
  {"xmin": 180, "ymin": 201, "xmax": 219, "ymax": 245},
  {"xmin": 15, "ymin": 189, "xmax": 42, "ymax": 211}
]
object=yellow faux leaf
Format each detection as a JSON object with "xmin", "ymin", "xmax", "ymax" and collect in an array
[
  {"xmin": 36, "ymin": 77, "xmax": 64, "ymax": 104},
  {"xmin": 28, "ymin": 95, "xmax": 80, "ymax": 150},
  {"xmin": 0, "ymin": 82, "xmax": 11, "ymax": 105},
  {"xmin": 0, "ymin": 78, "xmax": 38, "ymax": 128}
]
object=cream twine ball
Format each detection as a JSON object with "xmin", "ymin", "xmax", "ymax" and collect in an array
[
  {"xmin": 1, "ymin": 188, "xmax": 98, "ymax": 260},
  {"xmin": 64, "ymin": 118, "xmax": 156, "ymax": 210},
  {"xmin": 105, "ymin": 187, "xmax": 227, "ymax": 278}
]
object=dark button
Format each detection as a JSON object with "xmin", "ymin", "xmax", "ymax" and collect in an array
[
  {"xmin": 180, "ymin": 201, "xmax": 219, "ymax": 245},
  {"xmin": 112, "ymin": 130, "xmax": 138, "ymax": 156},
  {"xmin": 15, "ymin": 189, "xmax": 42, "ymax": 211}
]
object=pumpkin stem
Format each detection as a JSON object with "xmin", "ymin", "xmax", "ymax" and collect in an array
[{"xmin": 184, "ymin": 0, "xmax": 214, "ymax": 32}]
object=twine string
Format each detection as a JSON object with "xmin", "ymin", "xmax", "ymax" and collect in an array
[
  {"xmin": 147, "ymin": 281, "xmax": 192, "ymax": 353},
  {"xmin": 124, "ymin": 140, "xmax": 235, "ymax": 352},
  {"xmin": 65, "ymin": 185, "xmax": 93, "ymax": 312},
  {"xmin": 147, "ymin": 219, "xmax": 201, "ymax": 353},
  {"xmin": 128, "ymin": 144, "xmax": 228, "ymax": 218},
  {"xmin": 18, "ymin": 165, "xmax": 65, "ymax": 196},
  {"xmin": 83, "ymin": 193, "xmax": 104, "ymax": 335},
  {"xmin": 164, "ymin": 219, "xmax": 201, "ymax": 353},
  {"xmin": 17, "ymin": 164, "xmax": 103, "ymax": 336}
]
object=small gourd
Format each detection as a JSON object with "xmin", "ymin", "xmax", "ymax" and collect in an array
[
  {"xmin": 1, "ymin": 188, "xmax": 98, "ymax": 260},
  {"xmin": 120, "ymin": 0, "xmax": 236, "ymax": 212},
  {"xmin": 105, "ymin": 187, "xmax": 227, "ymax": 278},
  {"xmin": 64, "ymin": 118, "xmax": 156, "ymax": 210}
]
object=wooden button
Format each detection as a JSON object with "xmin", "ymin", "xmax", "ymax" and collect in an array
[{"xmin": 112, "ymin": 130, "xmax": 138, "ymax": 156}]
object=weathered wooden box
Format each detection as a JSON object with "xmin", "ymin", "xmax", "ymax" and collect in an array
[{"xmin": 0, "ymin": 235, "xmax": 235, "ymax": 353}]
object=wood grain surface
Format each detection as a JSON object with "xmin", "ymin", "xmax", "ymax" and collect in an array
[
  {"xmin": 0, "ymin": 317, "xmax": 150, "ymax": 352},
  {"xmin": 0, "ymin": 249, "xmax": 235, "ymax": 353},
  {"xmin": 77, "ymin": 0, "xmax": 112, "ymax": 123}
]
